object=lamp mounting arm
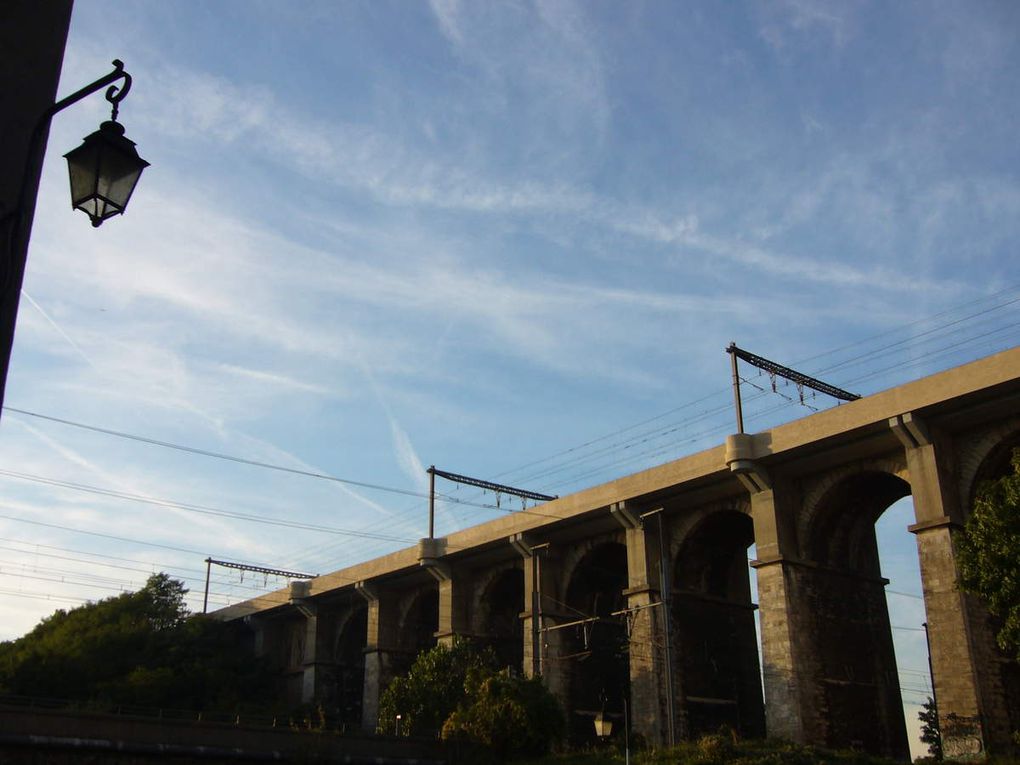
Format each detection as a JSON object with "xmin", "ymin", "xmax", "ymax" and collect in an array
[{"xmin": 45, "ymin": 60, "xmax": 133, "ymax": 124}]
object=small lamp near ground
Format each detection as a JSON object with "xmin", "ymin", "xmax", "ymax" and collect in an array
[{"xmin": 594, "ymin": 694, "xmax": 630, "ymax": 765}]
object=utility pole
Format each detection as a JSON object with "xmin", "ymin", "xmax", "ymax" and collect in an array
[
  {"xmin": 726, "ymin": 342, "xmax": 860, "ymax": 432},
  {"xmin": 657, "ymin": 510, "xmax": 677, "ymax": 747},
  {"xmin": 428, "ymin": 466, "xmax": 436, "ymax": 539},
  {"xmin": 427, "ymin": 465, "xmax": 557, "ymax": 539},
  {"xmin": 203, "ymin": 558, "xmax": 317, "ymax": 613}
]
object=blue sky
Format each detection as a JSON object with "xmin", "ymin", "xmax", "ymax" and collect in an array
[{"xmin": 4, "ymin": 1, "xmax": 1019, "ymax": 753}]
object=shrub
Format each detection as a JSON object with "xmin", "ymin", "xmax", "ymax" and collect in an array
[{"xmin": 442, "ymin": 668, "xmax": 564, "ymax": 757}]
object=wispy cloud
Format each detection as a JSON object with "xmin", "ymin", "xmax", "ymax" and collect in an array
[
  {"xmin": 428, "ymin": 0, "xmax": 463, "ymax": 46},
  {"xmin": 216, "ymin": 364, "xmax": 334, "ymax": 397},
  {"xmin": 758, "ymin": 0, "xmax": 851, "ymax": 51},
  {"xmin": 389, "ymin": 419, "xmax": 427, "ymax": 493}
]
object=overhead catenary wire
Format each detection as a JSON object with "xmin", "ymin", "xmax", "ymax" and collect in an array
[
  {"xmin": 420, "ymin": 286, "xmax": 1020, "ymax": 500},
  {"xmin": 513, "ymin": 328, "xmax": 1020, "ymax": 497},
  {"xmin": 9, "ymin": 287, "xmax": 1019, "ymax": 512}
]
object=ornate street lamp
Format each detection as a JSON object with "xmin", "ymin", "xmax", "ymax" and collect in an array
[
  {"xmin": 62, "ymin": 62, "xmax": 149, "ymax": 226},
  {"xmin": 64, "ymin": 120, "xmax": 149, "ymax": 227}
]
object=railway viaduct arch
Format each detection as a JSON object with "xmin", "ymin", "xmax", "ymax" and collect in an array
[{"xmin": 219, "ymin": 347, "xmax": 1020, "ymax": 759}]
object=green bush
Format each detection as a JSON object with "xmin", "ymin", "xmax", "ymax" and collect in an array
[
  {"xmin": 378, "ymin": 640, "xmax": 564, "ymax": 758},
  {"xmin": 442, "ymin": 668, "xmax": 564, "ymax": 757},
  {"xmin": 378, "ymin": 640, "xmax": 495, "ymax": 737}
]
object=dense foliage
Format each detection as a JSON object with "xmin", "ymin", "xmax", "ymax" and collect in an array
[
  {"xmin": 958, "ymin": 449, "xmax": 1020, "ymax": 660},
  {"xmin": 379, "ymin": 640, "xmax": 563, "ymax": 757},
  {"xmin": 0, "ymin": 573, "xmax": 274, "ymax": 712}
]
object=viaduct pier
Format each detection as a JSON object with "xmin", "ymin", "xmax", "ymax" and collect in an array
[{"xmin": 218, "ymin": 347, "xmax": 1020, "ymax": 759}]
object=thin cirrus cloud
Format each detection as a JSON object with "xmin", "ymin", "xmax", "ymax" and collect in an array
[
  {"xmin": 46, "ymin": 40, "xmax": 971, "ymax": 333},
  {"xmin": 26, "ymin": 157, "xmax": 751, "ymax": 396},
  {"xmin": 758, "ymin": 0, "xmax": 851, "ymax": 51},
  {"xmin": 121, "ymin": 59, "xmax": 978, "ymax": 307}
]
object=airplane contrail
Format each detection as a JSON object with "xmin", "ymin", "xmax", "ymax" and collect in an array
[{"xmin": 20, "ymin": 290, "xmax": 97, "ymax": 371}]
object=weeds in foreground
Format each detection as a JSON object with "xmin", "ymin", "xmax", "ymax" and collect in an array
[{"xmin": 509, "ymin": 734, "xmax": 1020, "ymax": 765}]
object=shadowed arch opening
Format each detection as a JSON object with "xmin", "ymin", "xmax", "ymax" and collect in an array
[
  {"xmin": 479, "ymin": 567, "xmax": 524, "ymax": 673},
  {"xmin": 334, "ymin": 605, "xmax": 367, "ymax": 727},
  {"xmin": 673, "ymin": 510, "xmax": 764, "ymax": 739},
  {"xmin": 968, "ymin": 429, "xmax": 1020, "ymax": 508},
  {"xmin": 809, "ymin": 472, "xmax": 910, "ymax": 574},
  {"xmin": 802, "ymin": 470, "xmax": 912, "ymax": 758},
  {"xmin": 403, "ymin": 589, "xmax": 439, "ymax": 660},
  {"xmin": 563, "ymin": 541, "xmax": 629, "ymax": 746}
]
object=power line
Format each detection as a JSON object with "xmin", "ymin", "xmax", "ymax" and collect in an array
[
  {"xmin": 0, "ymin": 587, "xmax": 86, "ymax": 605},
  {"xmin": 0, "ymin": 542, "xmax": 281, "ymax": 599},
  {"xmin": 3, "ymin": 406, "xmax": 493, "ymax": 512},
  {"xmin": 0, "ymin": 513, "xmax": 303, "ymax": 599},
  {"xmin": 0, "ymin": 536, "xmax": 209, "ymax": 576},
  {"xmin": 0, "ymin": 511, "xmax": 212, "ymax": 556},
  {"xmin": 0, "ymin": 468, "xmax": 418, "ymax": 543},
  {"xmin": 0, "ymin": 569, "xmax": 141, "ymax": 594},
  {"xmin": 3, "ymin": 292, "xmax": 1017, "ymax": 606}
]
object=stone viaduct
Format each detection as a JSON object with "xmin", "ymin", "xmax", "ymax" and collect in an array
[{"xmin": 218, "ymin": 347, "xmax": 1020, "ymax": 759}]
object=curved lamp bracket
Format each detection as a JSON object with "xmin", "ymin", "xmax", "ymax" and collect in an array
[{"xmin": 103, "ymin": 60, "xmax": 132, "ymax": 121}]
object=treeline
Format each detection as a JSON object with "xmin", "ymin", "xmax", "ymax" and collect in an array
[{"xmin": 0, "ymin": 573, "xmax": 275, "ymax": 713}]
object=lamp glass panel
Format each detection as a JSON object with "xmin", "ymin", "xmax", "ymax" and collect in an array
[
  {"xmin": 65, "ymin": 140, "xmax": 102, "ymax": 207},
  {"xmin": 64, "ymin": 125, "xmax": 148, "ymax": 223},
  {"xmin": 96, "ymin": 145, "xmax": 145, "ymax": 210}
]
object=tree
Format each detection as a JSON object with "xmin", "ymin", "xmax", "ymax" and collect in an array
[
  {"xmin": 918, "ymin": 696, "xmax": 942, "ymax": 760},
  {"xmin": 138, "ymin": 572, "xmax": 188, "ymax": 631},
  {"xmin": 957, "ymin": 448, "xmax": 1020, "ymax": 659}
]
